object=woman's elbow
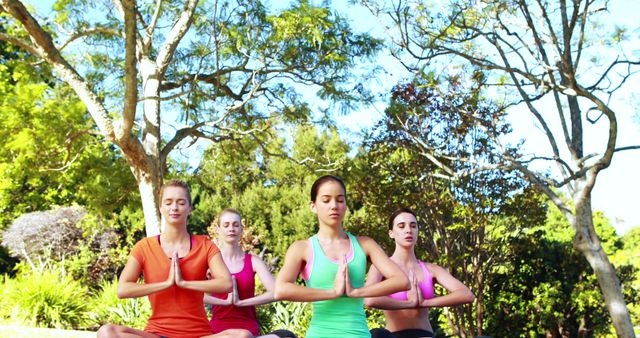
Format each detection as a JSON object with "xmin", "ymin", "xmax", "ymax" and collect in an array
[
  {"xmin": 398, "ymin": 275, "xmax": 411, "ymax": 291},
  {"xmin": 220, "ymin": 278, "xmax": 233, "ymax": 293},
  {"xmin": 116, "ymin": 286, "xmax": 129, "ymax": 299},
  {"xmin": 463, "ymin": 290, "xmax": 475, "ymax": 304},
  {"xmin": 273, "ymin": 286, "xmax": 284, "ymax": 300},
  {"xmin": 466, "ymin": 291, "xmax": 476, "ymax": 303},
  {"xmin": 364, "ymin": 298, "xmax": 376, "ymax": 308},
  {"xmin": 273, "ymin": 283, "xmax": 288, "ymax": 300}
]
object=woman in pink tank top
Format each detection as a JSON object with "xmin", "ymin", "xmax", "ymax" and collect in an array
[
  {"xmin": 204, "ymin": 208, "xmax": 296, "ymax": 338},
  {"xmin": 365, "ymin": 208, "xmax": 475, "ymax": 338}
]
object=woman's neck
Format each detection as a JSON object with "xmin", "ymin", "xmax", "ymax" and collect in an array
[
  {"xmin": 317, "ymin": 224, "xmax": 347, "ymax": 240},
  {"xmin": 161, "ymin": 226, "xmax": 189, "ymax": 244},
  {"xmin": 391, "ymin": 245, "xmax": 418, "ymax": 263},
  {"xmin": 220, "ymin": 242, "xmax": 244, "ymax": 258}
]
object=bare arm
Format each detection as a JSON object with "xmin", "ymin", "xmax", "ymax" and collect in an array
[
  {"xmin": 274, "ymin": 240, "xmax": 341, "ymax": 302},
  {"xmin": 363, "ymin": 264, "xmax": 417, "ymax": 310},
  {"xmin": 236, "ymin": 255, "xmax": 276, "ymax": 307},
  {"xmin": 420, "ymin": 263, "xmax": 474, "ymax": 308},
  {"xmin": 347, "ymin": 236, "xmax": 410, "ymax": 298},
  {"xmin": 203, "ymin": 292, "xmax": 232, "ymax": 305},
  {"xmin": 177, "ymin": 251, "xmax": 233, "ymax": 294},
  {"xmin": 116, "ymin": 256, "xmax": 172, "ymax": 298}
]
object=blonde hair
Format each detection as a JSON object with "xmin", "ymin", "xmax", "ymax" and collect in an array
[
  {"xmin": 208, "ymin": 208, "xmax": 261, "ymax": 251},
  {"xmin": 159, "ymin": 179, "xmax": 192, "ymax": 205}
]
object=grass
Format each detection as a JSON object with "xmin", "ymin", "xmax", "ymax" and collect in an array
[{"xmin": 0, "ymin": 324, "xmax": 95, "ymax": 338}]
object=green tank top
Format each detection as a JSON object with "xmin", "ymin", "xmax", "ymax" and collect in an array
[{"xmin": 305, "ymin": 232, "xmax": 370, "ymax": 338}]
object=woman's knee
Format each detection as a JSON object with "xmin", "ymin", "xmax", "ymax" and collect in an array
[{"xmin": 96, "ymin": 324, "xmax": 118, "ymax": 338}]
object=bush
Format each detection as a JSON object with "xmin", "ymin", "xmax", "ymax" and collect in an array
[
  {"xmin": 0, "ymin": 268, "xmax": 90, "ymax": 329},
  {"xmin": 1, "ymin": 206, "xmax": 86, "ymax": 270},
  {"xmin": 88, "ymin": 279, "xmax": 151, "ymax": 330},
  {"xmin": 259, "ymin": 300, "xmax": 311, "ymax": 337}
]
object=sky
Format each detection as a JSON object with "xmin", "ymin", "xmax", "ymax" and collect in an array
[
  {"xmin": 328, "ymin": 0, "xmax": 640, "ymax": 234},
  {"xmin": 23, "ymin": 0, "xmax": 639, "ymax": 234}
]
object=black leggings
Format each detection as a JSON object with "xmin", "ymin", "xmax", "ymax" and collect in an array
[
  {"xmin": 370, "ymin": 327, "xmax": 434, "ymax": 338},
  {"xmin": 268, "ymin": 329, "xmax": 297, "ymax": 338}
]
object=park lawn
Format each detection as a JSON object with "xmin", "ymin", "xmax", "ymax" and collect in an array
[{"xmin": 0, "ymin": 324, "xmax": 95, "ymax": 337}]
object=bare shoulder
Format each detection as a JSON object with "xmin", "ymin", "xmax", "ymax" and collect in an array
[
  {"xmin": 424, "ymin": 262, "xmax": 449, "ymax": 276},
  {"xmin": 250, "ymin": 253, "xmax": 267, "ymax": 265},
  {"xmin": 355, "ymin": 235, "xmax": 376, "ymax": 247},
  {"xmin": 284, "ymin": 239, "xmax": 310, "ymax": 260}
]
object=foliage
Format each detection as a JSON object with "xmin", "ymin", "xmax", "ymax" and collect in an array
[
  {"xmin": 0, "ymin": 0, "xmax": 383, "ymax": 235},
  {"xmin": 349, "ymin": 73, "xmax": 544, "ymax": 336},
  {"xmin": 0, "ymin": 267, "xmax": 90, "ymax": 329},
  {"xmin": 482, "ymin": 203, "xmax": 635, "ymax": 337},
  {"xmin": 0, "ymin": 62, "xmax": 137, "ymax": 229},
  {"xmin": 1, "ymin": 206, "xmax": 86, "ymax": 271},
  {"xmin": 260, "ymin": 300, "xmax": 311, "ymax": 338},
  {"xmin": 0, "ymin": 23, "xmax": 138, "ymax": 276},
  {"xmin": 87, "ymin": 279, "xmax": 151, "ymax": 330},
  {"xmin": 193, "ymin": 123, "xmax": 352, "ymax": 263}
]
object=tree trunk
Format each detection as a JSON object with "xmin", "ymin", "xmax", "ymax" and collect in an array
[
  {"xmin": 572, "ymin": 195, "xmax": 634, "ymax": 337},
  {"xmin": 132, "ymin": 167, "xmax": 161, "ymax": 237}
]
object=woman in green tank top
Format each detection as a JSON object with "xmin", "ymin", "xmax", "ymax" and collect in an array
[{"xmin": 274, "ymin": 175, "xmax": 410, "ymax": 338}]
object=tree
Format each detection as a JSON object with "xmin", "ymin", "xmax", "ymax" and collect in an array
[
  {"xmin": 348, "ymin": 76, "xmax": 547, "ymax": 336},
  {"xmin": 0, "ymin": 0, "xmax": 381, "ymax": 236},
  {"xmin": 483, "ymin": 203, "xmax": 633, "ymax": 337},
  {"xmin": 360, "ymin": 0, "xmax": 639, "ymax": 334},
  {"xmin": 192, "ymin": 123, "xmax": 352, "ymax": 262}
]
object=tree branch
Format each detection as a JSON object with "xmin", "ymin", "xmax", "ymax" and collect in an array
[
  {"xmin": 144, "ymin": 0, "xmax": 163, "ymax": 50},
  {"xmin": 1, "ymin": 0, "xmax": 116, "ymax": 141},
  {"xmin": 155, "ymin": 0, "xmax": 198, "ymax": 76},
  {"xmin": 119, "ymin": 0, "xmax": 138, "ymax": 143},
  {"xmin": 0, "ymin": 31, "xmax": 38, "ymax": 54},
  {"xmin": 58, "ymin": 27, "xmax": 122, "ymax": 51}
]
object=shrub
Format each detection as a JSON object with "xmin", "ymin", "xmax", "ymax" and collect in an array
[
  {"xmin": 1, "ymin": 268, "xmax": 90, "ymax": 329},
  {"xmin": 88, "ymin": 279, "xmax": 151, "ymax": 330},
  {"xmin": 260, "ymin": 300, "xmax": 311, "ymax": 337},
  {"xmin": 2, "ymin": 206, "xmax": 86, "ymax": 270}
]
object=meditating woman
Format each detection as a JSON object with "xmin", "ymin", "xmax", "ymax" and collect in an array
[
  {"xmin": 274, "ymin": 175, "xmax": 410, "ymax": 338},
  {"xmin": 97, "ymin": 179, "xmax": 232, "ymax": 338},
  {"xmin": 365, "ymin": 208, "xmax": 475, "ymax": 338}
]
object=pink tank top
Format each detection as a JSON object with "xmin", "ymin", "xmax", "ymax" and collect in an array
[
  {"xmin": 209, "ymin": 253, "xmax": 259, "ymax": 335},
  {"xmin": 388, "ymin": 261, "xmax": 434, "ymax": 300}
]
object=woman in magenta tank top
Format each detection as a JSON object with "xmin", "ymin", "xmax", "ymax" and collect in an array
[
  {"xmin": 365, "ymin": 208, "xmax": 475, "ymax": 338},
  {"xmin": 204, "ymin": 208, "xmax": 296, "ymax": 338}
]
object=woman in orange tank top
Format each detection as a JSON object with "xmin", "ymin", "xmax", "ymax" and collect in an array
[{"xmin": 97, "ymin": 180, "xmax": 232, "ymax": 338}]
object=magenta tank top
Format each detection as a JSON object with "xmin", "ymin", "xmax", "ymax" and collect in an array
[
  {"xmin": 209, "ymin": 253, "xmax": 259, "ymax": 335},
  {"xmin": 388, "ymin": 261, "xmax": 434, "ymax": 300}
]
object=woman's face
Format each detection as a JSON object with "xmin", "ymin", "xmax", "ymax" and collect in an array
[
  {"xmin": 218, "ymin": 212, "xmax": 243, "ymax": 245},
  {"xmin": 389, "ymin": 212, "xmax": 418, "ymax": 247},
  {"xmin": 160, "ymin": 186, "xmax": 192, "ymax": 226},
  {"xmin": 310, "ymin": 180, "xmax": 347, "ymax": 227}
]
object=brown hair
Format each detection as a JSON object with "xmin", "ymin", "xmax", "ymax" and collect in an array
[
  {"xmin": 310, "ymin": 175, "xmax": 346, "ymax": 202},
  {"xmin": 388, "ymin": 207, "xmax": 417, "ymax": 230},
  {"xmin": 159, "ymin": 179, "xmax": 192, "ymax": 205}
]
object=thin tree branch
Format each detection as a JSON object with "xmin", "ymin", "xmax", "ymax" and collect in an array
[{"xmin": 155, "ymin": 0, "xmax": 198, "ymax": 76}]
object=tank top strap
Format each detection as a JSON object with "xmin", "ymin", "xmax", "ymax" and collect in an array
[
  {"xmin": 418, "ymin": 260, "xmax": 435, "ymax": 299},
  {"xmin": 419, "ymin": 260, "xmax": 431, "ymax": 279},
  {"xmin": 243, "ymin": 252, "xmax": 253, "ymax": 273},
  {"xmin": 345, "ymin": 232, "xmax": 364, "ymax": 259}
]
